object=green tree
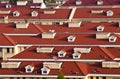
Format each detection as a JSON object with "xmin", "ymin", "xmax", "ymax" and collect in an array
[{"xmin": 57, "ymin": 71, "xmax": 66, "ymax": 79}]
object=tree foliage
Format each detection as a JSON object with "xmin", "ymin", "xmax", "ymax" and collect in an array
[{"xmin": 57, "ymin": 71, "xmax": 66, "ymax": 79}]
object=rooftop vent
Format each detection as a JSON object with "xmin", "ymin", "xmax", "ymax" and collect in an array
[
  {"xmin": 97, "ymin": 0, "xmax": 103, "ymax": 5},
  {"xmin": 106, "ymin": 10, "xmax": 114, "ymax": 16},
  {"xmin": 44, "ymin": 10, "xmax": 56, "ymax": 14},
  {"xmin": 67, "ymin": 35, "xmax": 76, "ymax": 42},
  {"xmin": 17, "ymin": 0, "xmax": 28, "ymax": 6},
  {"xmin": 97, "ymin": 25, "xmax": 104, "ymax": 31},
  {"xmin": 13, "ymin": 11, "xmax": 20, "ymax": 17},
  {"xmin": 1, "ymin": 62, "xmax": 21, "ymax": 68},
  {"xmin": 43, "ymin": 62, "xmax": 62, "ymax": 69},
  {"xmin": 109, "ymin": 36, "xmax": 117, "ymax": 42},
  {"xmin": 6, "ymin": 4, "xmax": 11, "ymax": 8},
  {"xmin": 102, "ymin": 62, "xmax": 120, "ymax": 68},
  {"xmin": 36, "ymin": 47, "xmax": 54, "ymax": 53},
  {"xmin": 58, "ymin": 50, "xmax": 66, "ymax": 57},
  {"xmin": 74, "ymin": 48, "xmax": 91, "ymax": 53},
  {"xmin": 0, "ymin": 10, "xmax": 11, "ymax": 14},
  {"xmin": 16, "ymin": 23, "xmax": 29, "ymax": 28},
  {"xmin": 91, "ymin": 10, "xmax": 103, "ymax": 14},
  {"xmin": 96, "ymin": 33, "xmax": 110, "ymax": 39},
  {"xmin": 31, "ymin": 11, "xmax": 38, "ymax": 17},
  {"xmin": 68, "ymin": 21, "xmax": 82, "ymax": 27},
  {"xmin": 76, "ymin": 0, "xmax": 82, "ymax": 5}
]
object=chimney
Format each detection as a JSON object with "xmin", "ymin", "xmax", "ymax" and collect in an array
[
  {"xmin": 68, "ymin": 21, "xmax": 82, "ymax": 28},
  {"xmin": 96, "ymin": 33, "xmax": 110, "ymax": 39},
  {"xmin": 36, "ymin": 47, "xmax": 54, "ymax": 53},
  {"xmin": 42, "ymin": 30, "xmax": 56, "ymax": 39},
  {"xmin": 16, "ymin": 23, "xmax": 29, "ymax": 28}
]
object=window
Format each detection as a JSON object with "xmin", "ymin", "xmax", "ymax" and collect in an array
[
  {"xmin": 0, "ymin": 48, "xmax": 2, "ymax": 52},
  {"xmin": 27, "ymin": 68, "xmax": 31, "ymax": 72},
  {"xmin": 12, "ymin": 48, "xmax": 14, "ymax": 53},
  {"xmin": 43, "ymin": 70, "xmax": 47, "ymax": 73},
  {"xmin": 96, "ymin": 77, "xmax": 99, "ymax": 79},
  {"xmin": 90, "ymin": 77, "xmax": 93, "ymax": 79},
  {"xmin": 25, "ymin": 65, "xmax": 34, "ymax": 73},
  {"xmin": 52, "ymin": 22, "xmax": 59, "ymax": 25},
  {"xmin": 75, "ymin": 55, "xmax": 78, "ymax": 58},
  {"xmin": 102, "ymin": 77, "xmax": 106, "ymax": 79},
  {"xmin": 7, "ymin": 48, "xmax": 10, "ymax": 53},
  {"xmin": 60, "ymin": 53, "xmax": 63, "ymax": 57}
]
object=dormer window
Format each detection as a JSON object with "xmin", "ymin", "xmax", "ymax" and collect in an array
[
  {"xmin": 13, "ymin": 11, "xmax": 20, "ymax": 17},
  {"xmin": 67, "ymin": 35, "xmax": 76, "ymax": 42},
  {"xmin": 97, "ymin": 25, "xmax": 104, "ymax": 31},
  {"xmin": 6, "ymin": 4, "xmax": 11, "ymax": 8},
  {"xmin": 72, "ymin": 52, "xmax": 81, "ymax": 59},
  {"xmin": 25, "ymin": 65, "xmax": 34, "ymax": 73},
  {"xmin": 76, "ymin": 0, "xmax": 82, "ymax": 5},
  {"xmin": 106, "ymin": 10, "xmax": 113, "ymax": 16},
  {"xmin": 109, "ymin": 36, "xmax": 117, "ymax": 42},
  {"xmin": 31, "ymin": 11, "xmax": 38, "ymax": 17},
  {"xmin": 58, "ymin": 50, "xmax": 66, "ymax": 57},
  {"xmin": 97, "ymin": 0, "xmax": 103, "ymax": 5},
  {"xmin": 41, "ymin": 67, "xmax": 50, "ymax": 75}
]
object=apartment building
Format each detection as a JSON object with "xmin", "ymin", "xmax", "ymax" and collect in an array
[{"xmin": 0, "ymin": 0, "xmax": 119, "ymax": 79}]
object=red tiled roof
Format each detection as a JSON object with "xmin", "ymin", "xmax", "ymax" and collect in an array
[
  {"xmin": 1, "ymin": 61, "xmax": 120, "ymax": 75},
  {"xmin": 107, "ymin": 47, "xmax": 120, "ymax": 58},
  {"xmin": 0, "ymin": 61, "xmax": 85, "ymax": 76},
  {"xmin": 36, "ymin": 22, "xmax": 120, "ymax": 33},
  {"xmin": 11, "ymin": 46, "xmax": 112, "ymax": 61},
  {"xmin": 0, "ymin": 23, "xmax": 41, "ymax": 34},
  {"xmin": 0, "ymin": 7, "xmax": 71, "ymax": 19},
  {"xmin": 88, "ymin": 62, "xmax": 120, "ymax": 74},
  {"xmin": 62, "ymin": 0, "xmax": 120, "ymax": 6},
  {"xmin": 10, "ymin": 34, "xmax": 120, "ymax": 45},
  {"xmin": 0, "ymin": 33, "xmax": 16, "ymax": 46},
  {"xmin": 74, "ymin": 8, "xmax": 120, "ymax": 19},
  {"xmin": 99, "ymin": 47, "xmax": 115, "ymax": 59},
  {"xmin": 0, "ymin": 22, "xmax": 120, "ymax": 34}
]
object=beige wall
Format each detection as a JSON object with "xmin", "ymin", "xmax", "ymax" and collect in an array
[{"xmin": 2, "ymin": 46, "xmax": 29, "ymax": 60}]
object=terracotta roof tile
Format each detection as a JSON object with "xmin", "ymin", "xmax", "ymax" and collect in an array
[{"xmin": 0, "ymin": 33, "xmax": 16, "ymax": 46}]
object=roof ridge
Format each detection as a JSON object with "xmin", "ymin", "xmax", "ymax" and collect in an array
[
  {"xmin": 33, "ymin": 24, "xmax": 45, "ymax": 32},
  {"xmin": 75, "ymin": 61, "xmax": 88, "ymax": 75},
  {"xmin": 99, "ymin": 47, "xmax": 115, "ymax": 60},
  {"xmin": 2, "ymin": 33, "xmax": 16, "ymax": 45}
]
